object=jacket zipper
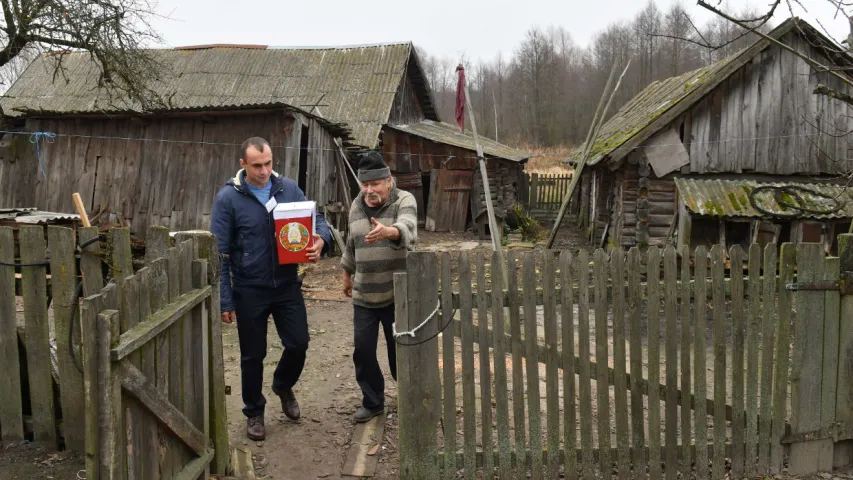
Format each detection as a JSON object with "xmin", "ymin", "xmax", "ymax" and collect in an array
[{"xmin": 237, "ymin": 178, "xmax": 285, "ymax": 288}]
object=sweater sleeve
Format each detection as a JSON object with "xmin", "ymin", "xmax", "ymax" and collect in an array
[{"xmin": 390, "ymin": 192, "xmax": 418, "ymax": 251}]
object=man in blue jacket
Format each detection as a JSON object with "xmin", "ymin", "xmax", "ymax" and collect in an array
[{"xmin": 210, "ymin": 136, "xmax": 331, "ymax": 441}]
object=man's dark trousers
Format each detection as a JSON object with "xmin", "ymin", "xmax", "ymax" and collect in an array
[
  {"xmin": 234, "ymin": 281, "xmax": 308, "ymax": 418},
  {"xmin": 353, "ymin": 304, "xmax": 397, "ymax": 410}
]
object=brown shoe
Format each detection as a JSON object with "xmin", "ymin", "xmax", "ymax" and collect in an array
[
  {"xmin": 247, "ymin": 416, "xmax": 265, "ymax": 441},
  {"xmin": 277, "ymin": 388, "xmax": 301, "ymax": 420}
]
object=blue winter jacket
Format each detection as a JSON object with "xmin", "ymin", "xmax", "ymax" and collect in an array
[{"xmin": 210, "ymin": 169, "xmax": 332, "ymax": 312}]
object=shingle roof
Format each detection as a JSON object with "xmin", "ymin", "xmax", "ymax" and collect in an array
[
  {"xmin": 1, "ymin": 43, "xmax": 436, "ymax": 148},
  {"xmin": 386, "ymin": 120, "xmax": 530, "ymax": 162},
  {"xmin": 674, "ymin": 177, "xmax": 853, "ymax": 219},
  {"xmin": 574, "ymin": 18, "xmax": 852, "ymax": 167}
]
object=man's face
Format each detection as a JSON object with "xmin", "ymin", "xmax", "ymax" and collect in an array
[
  {"xmin": 361, "ymin": 177, "xmax": 392, "ymax": 207},
  {"xmin": 239, "ymin": 144, "xmax": 273, "ymax": 188}
]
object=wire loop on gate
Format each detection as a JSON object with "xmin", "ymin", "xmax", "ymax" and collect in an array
[{"xmin": 748, "ymin": 184, "xmax": 845, "ymax": 219}]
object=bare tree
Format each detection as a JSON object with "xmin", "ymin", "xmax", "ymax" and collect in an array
[{"xmin": 0, "ymin": 0, "xmax": 167, "ymax": 114}]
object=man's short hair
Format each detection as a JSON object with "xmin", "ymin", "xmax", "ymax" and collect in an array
[{"xmin": 240, "ymin": 137, "xmax": 270, "ymax": 160}]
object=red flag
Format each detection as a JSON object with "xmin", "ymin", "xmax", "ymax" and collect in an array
[{"xmin": 455, "ymin": 64, "xmax": 466, "ymax": 133}]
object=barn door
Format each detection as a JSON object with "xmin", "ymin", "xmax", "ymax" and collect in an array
[{"xmin": 425, "ymin": 169, "xmax": 473, "ymax": 232}]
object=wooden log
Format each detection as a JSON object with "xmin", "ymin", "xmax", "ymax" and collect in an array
[
  {"xmin": 694, "ymin": 246, "xmax": 709, "ymax": 480},
  {"xmin": 711, "ymin": 245, "xmax": 727, "ymax": 480},
  {"xmin": 647, "ymin": 247, "xmax": 662, "ymax": 479},
  {"xmin": 729, "ymin": 246, "xmax": 746, "ymax": 477},
  {"xmin": 490, "ymin": 252, "xmax": 512, "ymax": 480},
  {"xmin": 543, "ymin": 252, "xmax": 560, "ymax": 480},
  {"xmin": 758, "ymin": 245, "xmax": 778, "ymax": 473},
  {"xmin": 475, "ymin": 253, "xmax": 494, "ymax": 479},
  {"xmin": 770, "ymin": 244, "xmax": 795, "ymax": 473},
  {"xmin": 20, "ymin": 226, "xmax": 57, "ymax": 446},
  {"xmin": 459, "ymin": 252, "xmax": 476, "ymax": 479},
  {"xmin": 0, "ymin": 227, "xmax": 24, "ymax": 442},
  {"xmin": 523, "ymin": 253, "xmax": 544, "ymax": 480},
  {"xmin": 664, "ymin": 246, "xmax": 678, "ymax": 480},
  {"xmin": 594, "ymin": 249, "xmax": 611, "ymax": 479},
  {"xmin": 440, "ymin": 253, "xmax": 457, "ymax": 480},
  {"xmin": 577, "ymin": 250, "xmax": 595, "ymax": 480},
  {"xmin": 395, "ymin": 253, "xmax": 441, "ymax": 480}
]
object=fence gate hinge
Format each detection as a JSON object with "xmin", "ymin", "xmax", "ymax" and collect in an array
[{"xmin": 786, "ymin": 272, "xmax": 853, "ymax": 295}]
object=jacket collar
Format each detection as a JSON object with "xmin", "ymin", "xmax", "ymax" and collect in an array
[{"xmin": 231, "ymin": 169, "xmax": 282, "ymax": 194}]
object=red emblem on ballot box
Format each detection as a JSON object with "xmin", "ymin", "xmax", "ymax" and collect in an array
[{"xmin": 273, "ymin": 201, "xmax": 316, "ymax": 264}]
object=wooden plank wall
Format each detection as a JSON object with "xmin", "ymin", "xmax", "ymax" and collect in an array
[
  {"xmin": 0, "ymin": 110, "xmax": 342, "ymax": 234},
  {"xmin": 681, "ymin": 32, "xmax": 853, "ymax": 176},
  {"xmin": 388, "ymin": 71, "xmax": 425, "ymax": 125}
]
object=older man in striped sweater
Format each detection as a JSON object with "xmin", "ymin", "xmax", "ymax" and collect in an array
[{"xmin": 341, "ymin": 151, "xmax": 418, "ymax": 423}]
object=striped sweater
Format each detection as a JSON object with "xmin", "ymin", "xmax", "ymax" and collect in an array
[{"xmin": 341, "ymin": 188, "xmax": 417, "ymax": 308}]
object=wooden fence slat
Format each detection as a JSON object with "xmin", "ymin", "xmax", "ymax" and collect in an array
[
  {"xmin": 137, "ymin": 267, "xmax": 160, "ymax": 480},
  {"xmin": 491, "ymin": 251, "xmax": 512, "ymax": 480},
  {"xmin": 166, "ymin": 246, "xmax": 182, "ymax": 478},
  {"xmin": 459, "ymin": 252, "xmax": 476, "ymax": 479},
  {"xmin": 611, "ymin": 248, "xmax": 630, "ymax": 480},
  {"xmin": 679, "ymin": 247, "xmax": 692, "ymax": 473},
  {"xmin": 789, "ymin": 243, "xmax": 829, "ymax": 474},
  {"xmin": 20, "ymin": 225, "xmax": 57, "ymax": 446},
  {"xmin": 179, "ymin": 241, "xmax": 194, "ymax": 424},
  {"xmin": 396, "ymin": 253, "xmax": 440, "ymax": 480},
  {"xmin": 745, "ymin": 244, "xmax": 761, "ymax": 476},
  {"xmin": 711, "ymin": 245, "xmax": 727, "ymax": 480},
  {"xmin": 646, "ymin": 248, "xmax": 663, "ymax": 480},
  {"xmin": 98, "ymin": 309, "xmax": 123, "ymax": 479},
  {"xmin": 664, "ymin": 246, "xmax": 678, "ymax": 480},
  {"xmin": 729, "ymin": 245, "xmax": 746, "ymax": 477},
  {"xmin": 577, "ymin": 250, "xmax": 596, "ymax": 480},
  {"xmin": 693, "ymin": 246, "xmax": 709, "ymax": 480},
  {"xmin": 440, "ymin": 253, "xmax": 457, "ymax": 480},
  {"xmin": 560, "ymin": 251, "xmax": 578, "ymax": 480},
  {"xmin": 476, "ymin": 252, "xmax": 494, "ymax": 479},
  {"xmin": 523, "ymin": 252, "xmax": 544, "ymax": 480},
  {"xmin": 47, "ymin": 226, "xmax": 86, "ymax": 453},
  {"xmin": 79, "ymin": 227, "xmax": 105, "ymax": 297},
  {"xmin": 543, "ymin": 252, "xmax": 560, "ymax": 480},
  {"xmin": 821, "ymin": 257, "xmax": 840, "ymax": 429},
  {"xmin": 0, "ymin": 227, "xmax": 24, "ymax": 442},
  {"xmin": 594, "ymin": 249, "xmax": 611, "ymax": 479},
  {"xmin": 145, "ymin": 225, "xmax": 171, "ymax": 263},
  {"xmin": 839, "ymin": 235, "xmax": 853, "ymax": 461},
  {"xmin": 121, "ymin": 274, "xmax": 144, "ymax": 480},
  {"xmin": 628, "ymin": 248, "xmax": 646, "ymax": 479},
  {"xmin": 82, "ymin": 294, "xmax": 104, "ymax": 479},
  {"xmin": 770, "ymin": 244, "xmax": 795, "ymax": 473},
  {"xmin": 192, "ymin": 259, "xmax": 211, "ymax": 479},
  {"xmin": 149, "ymin": 256, "xmax": 172, "ymax": 478},
  {"xmin": 194, "ymin": 233, "xmax": 230, "ymax": 474},
  {"xmin": 758, "ymin": 244, "xmax": 778, "ymax": 473},
  {"xmin": 507, "ymin": 252, "xmax": 526, "ymax": 459}
]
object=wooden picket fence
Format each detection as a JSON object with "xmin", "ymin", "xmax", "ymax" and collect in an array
[
  {"xmin": 0, "ymin": 224, "xmax": 230, "ymax": 479},
  {"xmin": 525, "ymin": 173, "xmax": 573, "ymax": 218},
  {"xmin": 395, "ymin": 236, "xmax": 853, "ymax": 479}
]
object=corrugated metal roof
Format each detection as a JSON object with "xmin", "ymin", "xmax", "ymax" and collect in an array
[
  {"xmin": 1, "ymin": 43, "xmax": 421, "ymax": 148},
  {"xmin": 386, "ymin": 120, "xmax": 530, "ymax": 162},
  {"xmin": 573, "ymin": 18, "xmax": 851, "ymax": 167},
  {"xmin": 0, "ymin": 208, "xmax": 80, "ymax": 224},
  {"xmin": 674, "ymin": 177, "xmax": 853, "ymax": 219}
]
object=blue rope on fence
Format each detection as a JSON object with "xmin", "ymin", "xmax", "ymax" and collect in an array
[{"xmin": 28, "ymin": 132, "xmax": 56, "ymax": 179}]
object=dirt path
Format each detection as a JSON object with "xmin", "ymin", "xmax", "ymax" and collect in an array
[{"xmin": 223, "ymin": 259, "xmax": 399, "ymax": 480}]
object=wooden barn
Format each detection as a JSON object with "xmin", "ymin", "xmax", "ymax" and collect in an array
[
  {"xmin": 0, "ymin": 42, "xmax": 529, "ymax": 237},
  {"xmin": 572, "ymin": 18, "xmax": 853, "ymax": 254}
]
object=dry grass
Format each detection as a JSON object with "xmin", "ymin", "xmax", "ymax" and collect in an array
[{"xmin": 520, "ymin": 145, "xmax": 575, "ymax": 174}]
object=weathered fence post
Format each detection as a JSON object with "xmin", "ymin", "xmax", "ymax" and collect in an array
[
  {"xmin": 395, "ymin": 252, "xmax": 440, "ymax": 480},
  {"xmin": 837, "ymin": 234, "xmax": 853, "ymax": 467},
  {"xmin": 0, "ymin": 227, "xmax": 24, "ymax": 442}
]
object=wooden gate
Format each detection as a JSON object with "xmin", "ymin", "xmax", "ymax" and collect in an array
[
  {"xmin": 426, "ymin": 169, "xmax": 474, "ymax": 232},
  {"xmin": 395, "ymin": 236, "xmax": 853, "ymax": 479}
]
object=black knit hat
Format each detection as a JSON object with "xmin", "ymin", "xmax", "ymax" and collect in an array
[{"xmin": 357, "ymin": 151, "xmax": 391, "ymax": 182}]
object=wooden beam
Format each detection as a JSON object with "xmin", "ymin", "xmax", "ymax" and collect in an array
[
  {"xmin": 119, "ymin": 361, "xmax": 207, "ymax": 456},
  {"xmin": 111, "ymin": 286, "xmax": 211, "ymax": 361},
  {"xmin": 174, "ymin": 449, "xmax": 215, "ymax": 480}
]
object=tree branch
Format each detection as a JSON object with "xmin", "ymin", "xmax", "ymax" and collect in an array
[{"xmin": 815, "ymin": 83, "xmax": 853, "ymax": 106}]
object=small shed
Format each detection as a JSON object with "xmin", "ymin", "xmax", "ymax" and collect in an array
[{"xmin": 570, "ymin": 18, "xmax": 853, "ymax": 253}]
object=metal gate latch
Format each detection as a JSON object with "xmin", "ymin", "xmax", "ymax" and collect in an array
[{"xmin": 786, "ymin": 272, "xmax": 852, "ymax": 295}]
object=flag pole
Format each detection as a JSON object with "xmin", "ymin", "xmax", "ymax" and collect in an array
[{"xmin": 458, "ymin": 64, "xmax": 508, "ymax": 290}]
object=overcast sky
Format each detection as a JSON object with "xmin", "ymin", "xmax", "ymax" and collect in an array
[{"xmin": 149, "ymin": 0, "xmax": 852, "ymax": 61}]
